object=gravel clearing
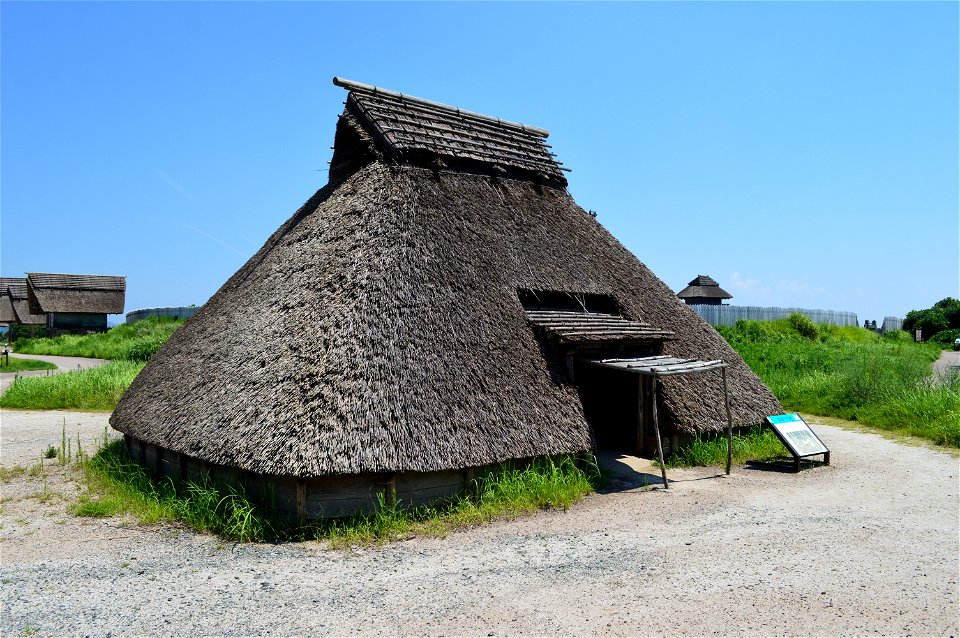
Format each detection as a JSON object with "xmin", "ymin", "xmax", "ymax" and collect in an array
[{"xmin": 1, "ymin": 412, "xmax": 957, "ymax": 636}]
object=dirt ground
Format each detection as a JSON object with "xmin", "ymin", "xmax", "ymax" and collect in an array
[{"xmin": 0, "ymin": 411, "xmax": 957, "ymax": 637}]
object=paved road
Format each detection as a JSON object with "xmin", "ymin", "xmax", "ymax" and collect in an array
[
  {"xmin": 0, "ymin": 353, "xmax": 109, "ymax": 393},
  {"xmin": 933, "ymin": 349, "xmax": 960, "ymax": 376}
]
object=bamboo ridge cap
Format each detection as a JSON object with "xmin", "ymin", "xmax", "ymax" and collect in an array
[{"xmin": 333, "ymin": 77, "xmax": 551, "ymax": 138}]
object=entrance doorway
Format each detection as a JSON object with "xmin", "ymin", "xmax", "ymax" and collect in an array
[{"xmin": 573, "ymin": 359, "xmax": 644, "ymax": 453}]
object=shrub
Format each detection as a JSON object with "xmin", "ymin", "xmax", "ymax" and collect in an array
[
  {"xmin": 904, "ymin": 297, "xmax": 960, "ymax": 341},
  {"xmin": 930, "ymin": 328, "xmax": 960, "ymax": 346},
  {"xmin": 787, "ymin": 312, "xmax": 818, "ymax": 340},
  {"xmin": 882, "ymin": 330, "xmax": 914, "ymax": 343}
]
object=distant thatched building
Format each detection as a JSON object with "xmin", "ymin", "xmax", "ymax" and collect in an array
[
  {"xmin": 0, "ymin": 278, "xmax": 22, "ymax": 326},
  {"xmin": 111, "ymin": 78, "xmax": 781, "ymax": 520},
  {"xmin": 677, "ymin": 275, "xmax": 733, "ymax": 306},
  {"xmin": 26, "ymin": 273, "xmax": 126, "ymax": 336},
  {"xmin": 0, "ymin": 277, "xmax": 46, "ymax": 337}
]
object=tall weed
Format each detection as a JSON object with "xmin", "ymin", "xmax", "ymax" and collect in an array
[
  {"xmin": 77, "ymin": 441, "xmax": 598, "ymax": 545},
  {"xmin": 0, "ymin": 361, "xmax": 144, "ymax": 410}
]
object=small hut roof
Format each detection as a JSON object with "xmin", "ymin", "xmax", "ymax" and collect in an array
[
  {"xmin": 0, "ymin": 278, "xmax": 23, "ymax": 323},
  {"xmin": 677, "ymin": 274, "xmax": 733, "ymax": 300},
  {"xmin": 5, "ymin": 283, "xmax": 46, "ymax": 325},
  {"xmin": 334, "ymin": 77, "xmax": 566, "ymax": 187},
  {"xmin": 111, "ymin": 80, "xmax": 781, "ymax": 479},
  {"xmin": 26, "ymin": 273, "xmax": 125, "ymax": 315}
]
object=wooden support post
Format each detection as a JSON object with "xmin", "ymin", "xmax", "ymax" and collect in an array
[
  {"xmin": 296, "ymin": 478, "xmax": 307, "ymax": 524},
  {"xmin": 721, "ymin": 366, "xmax": 734, "ymax": 476},
  {"xmin": 636, "ymin": 375, "xmax": 645, "ymax": 454},
  {"xmin": 178, "ymin": 452, "xmax": 187, "ymax": 488},
  {"xmin": 384, "ymin": 474, "xmax": 397, "ymax": 507},
  {"xmin": 650, "ymin": 378, "xmax": 669, "ymax": 489}
]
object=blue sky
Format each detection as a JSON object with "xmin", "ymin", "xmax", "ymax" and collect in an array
[{"xmin": 2, "ymin": 1, "xmax": 957, "ymax": 325}]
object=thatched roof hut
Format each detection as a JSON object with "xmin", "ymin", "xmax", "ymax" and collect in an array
[
  {"xmin": 677, "ymin": 275, "xmax": 733, "ymax": 306},
  {"xmin": 111, "ymin": 78, "xmax": 781, "ymax": 519},
  {"xmin": 25, "ymin": 273, "xmax": 125, "ymax": 335},
  {"xmin": 26, "ymin": 273, "xmax": 126, "ymax": 315},
  {"xmin": 0, "ymin": 278, "xmax": 23, "ymax": 324},
  {"xmin": 1, "ymin": 279, "xmax": 45, "ymax": 326}
]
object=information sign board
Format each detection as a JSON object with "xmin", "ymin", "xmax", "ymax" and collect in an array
[{"xmin": 765, "ymin": 413, "xmax": 829, "ymax": 464}]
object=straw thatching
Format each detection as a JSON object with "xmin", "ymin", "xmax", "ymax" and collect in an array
[
  {"xmin": 111, "ymin": 79, "xmax": 782, "ymax": 492},
  {"xmin": 111, "ymin": 80, "xmax": 782, "ymax": 520},
  {"xmin": 4, "ymin": 281, "xmax": 46, "ymax": 325},
  {"xmin": 677, "ymin": 274, "xmax": 733, "ymax": 305},
  {"xmin": 0, "ymin": 278, "xmax": 23, "ymax": 324},
  {"xmin": 26, "ymin": 273, "xmax": 126, "ymax": 315}
]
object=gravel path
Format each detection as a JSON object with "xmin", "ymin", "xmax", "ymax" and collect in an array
[
  {"xmin": 0, "ymin": 353, "xmax": 109, "ymax": 393},
  {"xmin": 0, "ymin": 415, "xmax": 957, "ymax": 636},
  {"xmin": 0, "ymin": 410, "xmax": 112, "ymax": 465}
]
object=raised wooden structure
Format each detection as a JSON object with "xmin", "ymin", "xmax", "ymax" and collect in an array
[
  {"xmin": 26, "ymin": 273, "xmax": 125, "ymax": 336},
  {"xmin": 677, "ymin": 275, "xmax": 732, "ymax": 306}
]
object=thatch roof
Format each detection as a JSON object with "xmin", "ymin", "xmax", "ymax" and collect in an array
[
  {"xmin": 0, "ymin": 278, "xmax": 24, "ymax": 323},
  {"xmin": 677, "ymin": 275, "xmax": 733, "ymax": 301},
  {"xmin": 3, "ymin": 281, "xmax": 46, "ymax": 325},
  {"xmin": 110, "ymin": 80, "xmax": 781, "ymax": 479},
  {"xmin": 26, "ymin": 273, "xmax": 126, "ymax": 315},
  {"xmin": 331, "ymin": 77, "xmax": 567, "ymax": 188}
]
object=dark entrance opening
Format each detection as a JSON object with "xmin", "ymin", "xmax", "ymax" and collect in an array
[{"xmin": 574, "ymin": 359, "xmax": 646, "ymax": 453}]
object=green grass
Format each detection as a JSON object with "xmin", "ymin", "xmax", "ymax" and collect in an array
[
  {"xmin": 0, "ymin": 361, "xmax": 144, "ymax": 411},
  {"xmin": 664, "ymin": 425, "xmax": 788, "ymax": 468},
  {"xmin": 75, "ymin": 440, "xmax": 598, "ymax": 545},
  {"xmin": 0, "ymin": 356, "xmax": 57, "ymax": 373},
  {"xmin": 13, "ymin": 316, "xmax": 183, "ymax": 361},
  {"xmin": 718, "ymin": 316, "xmax": 958, "ymax": 447}
]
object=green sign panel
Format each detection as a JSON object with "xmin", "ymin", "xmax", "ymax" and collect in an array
[{"xmin": 765, "ymin": 413, "xmax": 829, "ymax": 458}]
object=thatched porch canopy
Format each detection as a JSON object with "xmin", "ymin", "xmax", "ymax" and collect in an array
[{"xmin": 26, "ymin": 273, "xmax": 126, "ymax": 315}]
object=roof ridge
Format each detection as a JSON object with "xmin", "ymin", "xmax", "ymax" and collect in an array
[
  {"xmin": 333, "ymin": 77, "xmax": 550, "ymax": 139},
  {"xmin": 26, "ymin": 272, "xmax": 126, "ymax": 278}
]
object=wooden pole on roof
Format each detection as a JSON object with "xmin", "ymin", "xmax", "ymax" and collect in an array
[
  {"xmin": 722, "ymin": 366, "xmax": 734, "ymax": 475},
  {"xmin": 650, "ymin": 378, "xmax": 669, "ymax": 489}
]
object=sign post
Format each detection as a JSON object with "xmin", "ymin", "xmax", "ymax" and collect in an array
[{"xmin": 765, "ymin": 413, "xmax": 830, "ymax": 472}]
